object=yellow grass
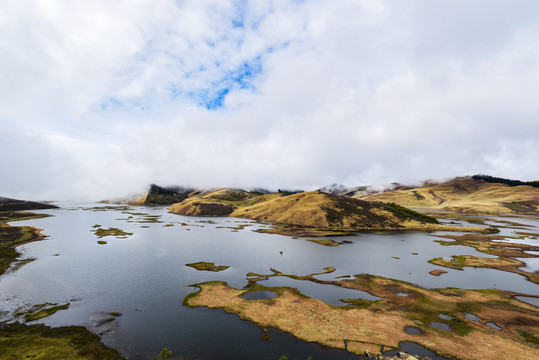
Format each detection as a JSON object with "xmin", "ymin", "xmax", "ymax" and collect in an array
[
  {"xmin": 430, "ymin": 255, "xmax": 539, "ymax": 284},
  {"xmin": 231, "ymin": 191, "xmax": 331, "ymax": 227},
  {"xmin": 358, "ymin": 177, "xmax": 539, "ymax": 214},
  {"xmin": 169, "ymin": 189, "xmax": 490, "ymax": 232},
  {"xmin": 186, "ymin": 281, "xmax": 539, "ymax": 360},
  {"xmin": 128, "ymin": 194, "xmax": 147, "ymax": 206}
]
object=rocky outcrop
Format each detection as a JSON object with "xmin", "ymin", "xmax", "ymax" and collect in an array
[{"xmin": 143, "ymin": 184, "xmax": 195, "ymax": 205}]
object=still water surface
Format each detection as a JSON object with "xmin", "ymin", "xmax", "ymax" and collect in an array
[{"xmin": 1, "ymin": 204, "xmax": 538, "ymax": 359}]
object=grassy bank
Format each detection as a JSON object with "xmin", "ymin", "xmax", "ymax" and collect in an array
[
  {"xmin": 0, "ymin": 211, "xmax": 49, "ymax": 276},
  {"xmin": 0, "ymin": 323, "xmax": 125, "ymax": 360},
  {"xmin": 184, "ymin": 269, "xmax": 539, "ymax": 360}
]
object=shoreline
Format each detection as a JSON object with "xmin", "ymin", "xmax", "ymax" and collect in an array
[
  {"xmin": 185, "ymin": 270, "xmax": 539, "ymax": 360},
  {"xmin": 0, "ymin": 208, "xmax": 127, "ymax": 360}
]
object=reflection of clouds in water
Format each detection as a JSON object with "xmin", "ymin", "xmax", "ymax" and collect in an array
[
  {"xmin": 515, "ymin": 296, "xmax": 539, "ymax": 307},
  {"xmin": 516, "ymin": 256, "xmax": 539, "ymax": 273},
  {"xmin": 87, "ymin": 311, "xmax": 121, "ymax": 336}
]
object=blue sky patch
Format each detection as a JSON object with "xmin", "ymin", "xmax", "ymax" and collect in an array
[
  {"xmin": 197, "ymin": 55, "xmax": 263, "ymax": 110},
  {"xmin": 201, "ymin": 88, "xmax": 230, "ymax": 110}
]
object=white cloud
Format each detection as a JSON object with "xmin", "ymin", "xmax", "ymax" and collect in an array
[{"xmin": 1, "ymin": 0, "xmax": 538, "ymax": 200}]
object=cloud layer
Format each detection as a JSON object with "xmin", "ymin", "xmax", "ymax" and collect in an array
[{"xmin": 1, "ymin": 0, "xmax": 538, "ymax": 200}]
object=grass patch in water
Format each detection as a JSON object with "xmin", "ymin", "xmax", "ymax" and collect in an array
[
  {"xmin": 186, "ymin": 261, "xmax": 229, "ymax": 272},
  {"xmin": 91, "ymin": 226, "xmax": 133, "ymax": 238},
  {"xmin": 0, "ymin": 211, "xmax": 50, "ymax": 276},
  {"xmin": 97, "ymin": 240, "xmax": 107, "ymax": 245},
  {"xmin": 24, "ymin": 303, "xmax": 70, "ymax": 321},
  {"xmin": 429, "ymin": 269, "xmax": 447, "ymax": 276},
  {"xmin": 307, "ymin": 238, "xmax": 341, "ymax": 246}
]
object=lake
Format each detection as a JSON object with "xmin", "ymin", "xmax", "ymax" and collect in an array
[{"xmin": 1, "ymin": 203, "xmax": 537, "ymax": 359}]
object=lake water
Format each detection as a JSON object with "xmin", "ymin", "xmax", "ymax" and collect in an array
[{"xmin": 1, "ymin": 203, "xmax": 538, "ymax": 359}]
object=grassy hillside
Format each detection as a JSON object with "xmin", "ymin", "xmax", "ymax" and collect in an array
[
  {"xmin": 169, "ymin": 189, "xmax": 488, "ymax": 232},
  {"xmin": 129, "ymin": 184, "xmax": 196, "ymax": 205},
  {"xmin": 357, "ymin": 176, "xmax": 539, "ymax": 214},
  {"xmin": 169, "ymin": 189, "xmax": 279, "ymax": 216},
  {"xmin": 233, "ymin": 191, "xmax": 454, "ymax": 231}
]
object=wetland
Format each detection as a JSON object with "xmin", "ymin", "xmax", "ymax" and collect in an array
[{"xmin": 0, "ymin": 204, "xmax": 538, "ymax": 359}]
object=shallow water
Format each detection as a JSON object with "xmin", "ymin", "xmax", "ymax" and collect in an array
[
  {"xmin": 1, "ymin": 204, "xmax": 538, "ymax": 359},
  {"xmin": 515, "ymin": 296, "xmax": 539, "ymax": 307},
  {"xmin": 430, "ymin": 322, "xmax": 452, "ymax": 332},
  {"xmin": 242, "ymin": 291, "xmax": 279, "ymax": 300},
  {"xmin": 464, "ymin": 313, "xmax": 482, "ymax": 322},
  {"xmin": 383, "ymin": 342, "xmax": 455, "ymax": 360},
  {"xmin": 258, "ymin": 276, "xmax": 381, "ymax": 305},
  {"xmin": 485, "ymin": 322, "xmax": 502, "ymax": 331}
]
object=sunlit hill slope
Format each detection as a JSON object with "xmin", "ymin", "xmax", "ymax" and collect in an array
[
  {"xmin": 168, "ymin": 189, "xmax": 487, "ymax": 232},
  {"xmin": 356, "ymin": 176, "xmax": 539, "ymax": 214}
]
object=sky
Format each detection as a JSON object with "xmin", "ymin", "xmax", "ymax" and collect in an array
[{"xmin": 1, "ymin": 0, "xmax": 539, "ymax": 201}]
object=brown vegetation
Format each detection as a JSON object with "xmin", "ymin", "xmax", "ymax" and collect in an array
[
  {"xmin": 357, "ymin": 176, "xmax": 539, "ymax": 215},
  {"xmin": 185, "ymin": 272, "xmax": 539, "ymax": 360},
  {"xmin": 170, "ymin": 189, "xmax": 491, "ymax": 233}
]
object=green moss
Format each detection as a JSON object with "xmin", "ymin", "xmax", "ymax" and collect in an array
[
  {"xmin": 92, "ymin": 227, "xmax": 133, "ymax": 238},
  {"xmin": 0, "ymin": 247, "xmax": 20, "ymax": 276},
  {"xmin": 8, "ymin": 257, "xmax": 36, "ymax": 273},
  {"xmin": 0, "ymin": 322, "xmax": 126, "ymax": 359},
  {"xmin": 186, "ymin": 261, "xmax": 229, "ymax": 272},
  {"xmin": 0, "ymin": 211, "xmax": 51, "ymax": 276},
  {"xmin": 97, "ymin": 240, "xmax": 107, "ymax": 245},
  {"xmin": 25, "ymin": 303, "xmax": 70, "ymax": 321},
  {"xmin": 517, "ymin": 329, "xmax": 539, "ymax": 345},
  {"xmin": 307, "ymin": 239, "xmax": 341, "ymax": 246}
]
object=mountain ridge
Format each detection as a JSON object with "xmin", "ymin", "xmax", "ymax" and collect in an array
[{"xmin": 355, "ymin": 176, "xmax": 539, "ymax": 214}]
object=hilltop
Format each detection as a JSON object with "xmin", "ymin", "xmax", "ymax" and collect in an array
[
  {"xmin": 130, "ymin": 184, "xmax": 196, "ymax": 205},
  {"xmin": 355, "ymin": 176, "xmax": 539, "ymax": 214},
  {"xmin": 169, "ymin": 188, "xmax": 490, "ymax": 233}
]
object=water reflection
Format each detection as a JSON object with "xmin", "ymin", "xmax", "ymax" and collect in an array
[{"xmin": 1, "ymin": 204, "xmax": 538, "ymax": 359}]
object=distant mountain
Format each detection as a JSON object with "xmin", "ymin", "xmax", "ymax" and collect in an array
[
  {"xmin": 319, "ymin": 182, "xmax": 413, "ymax": 197},
  {"xmin": 0, "ymin": 197, "xmax": 58, "ymax": 211},
  {"xmin": 355, "ymin": 176, "xmax": 539, "ymax": 214},
  {"xmin": 471, "ymin": 174, "xmax": 539, "ymax": 188},
  {"xmin": 130, "ymin": 184, "xmax": 197, "ymax": 205}
]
